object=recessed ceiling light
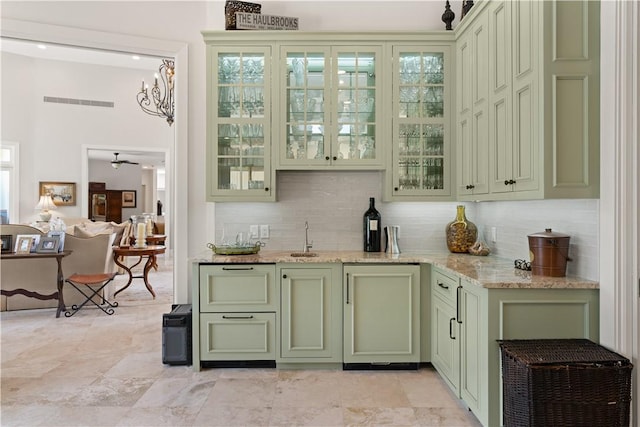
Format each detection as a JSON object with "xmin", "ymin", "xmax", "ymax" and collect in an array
[
  {"xmin": 37, "ymin": 44, "xmax": 47, "ymax": 50},
  {"xmin": 132, "ymin": 55, "xmax": 140, "ymax": 60}
]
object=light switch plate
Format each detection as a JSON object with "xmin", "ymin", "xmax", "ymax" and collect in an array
[
  {"xmin": 250, "ymin": 225, "xmax": 259, "ymax": 239},
  {"xmin": 260, "ymin": 224, "xmax": 269, "ymax": 239}
]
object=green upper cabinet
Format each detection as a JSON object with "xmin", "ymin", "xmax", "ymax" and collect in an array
[
  {"xmin": 206, "ymin": 46, "xmax": 275, "ymax": 202},
  {"xmin": 456, "ymin": 12, "xmax": 490, "ymax": 197},
  {"xmin": 456, "ymin": 0, "xmax": 600, "ymax": 201},
  {"xmin": 386, "ymin": 45, "xmax": 454, "ymax": 201},
  {"xmin": 278, "ymin": 46, "xmax": 383, "ymax": 169}
]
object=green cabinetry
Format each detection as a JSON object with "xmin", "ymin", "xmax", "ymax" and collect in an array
[
  {"xmin": 278, "ymin": 46, "xmax": 383, "ymax": 169},
  {"xmin": 387, "ymin": 44, "xmax": 454, "ymax": 201},
  {"xmin": 343, "ymin": 264, "xmax": 421, "ymax": 364},
  {"xmin": 430, "ymin": 266, "xmax": 599, "ymax": 427},
  {"xmin": 192, "ymin": 264, "xmax": 277, "ymax": 369},
  {"xmin": 277, "ymin": 264, "xmax": 343, "ymax": 366},
  {"xmin": 456, "ymin": 0, "xmax": 600, "ymax": 201},
  {"xmin": 205, "ymin": 46, "xmax": 275, "ymax": 201}
]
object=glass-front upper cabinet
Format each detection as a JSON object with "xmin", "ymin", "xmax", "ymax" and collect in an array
[
  {"xmin": 389, "ymin": 46, "xmax": 452, "ymax": 200},
  {"xmin": 207, "ymin": 46, "xmax": 274, "ymax": 201},
  {"xmin": 278, "ymin": 46, "xmax": 383, "ymax": 169}
]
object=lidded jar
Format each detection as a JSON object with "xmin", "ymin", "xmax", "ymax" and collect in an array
[
  {"xmin": 527, "ymin": 228, "xmax": 571, "ymax": 277},
  {"xmin": 445, "ymin": 205, "xmax": 477, "ymax": 253}
]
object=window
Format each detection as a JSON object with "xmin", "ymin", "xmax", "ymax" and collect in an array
[{"xmin": 0, "ymin": 142, "xmax": 20, "ymax": 224}]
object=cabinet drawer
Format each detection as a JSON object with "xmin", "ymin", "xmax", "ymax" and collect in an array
[
  {"xmin": 199, "ymin": 265, "xmax": 276, "ymax": 312},
  {"xmin": 200, "ymin": 312, "xmax": 276, "ymax": 360},
  {"xmin": 432, "ymin": 268, "xmax": 459, "ymax": 304}
]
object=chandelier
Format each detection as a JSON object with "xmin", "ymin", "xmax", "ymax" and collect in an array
[{"xmin": 137, "ymin": 59, "xmax": 175, "ymax": 126}]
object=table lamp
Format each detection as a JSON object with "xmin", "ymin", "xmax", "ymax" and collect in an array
[{"xmin": 35, "ymin": 194, "xmax": 57, "ymax": 222}]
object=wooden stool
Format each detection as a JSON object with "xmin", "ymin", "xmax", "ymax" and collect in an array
[{"xmin": 64, "ymin": 272, "xmax": 118, "ymax": 317}]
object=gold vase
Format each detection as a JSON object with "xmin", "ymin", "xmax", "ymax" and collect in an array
[{"xmin": 446, "ymin": 205, "xmax": 478, "ymax": 253}]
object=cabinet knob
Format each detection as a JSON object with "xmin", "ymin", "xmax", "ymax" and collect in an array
[
  {"xmin": 394, "ymin": 187, "xmax": 399, "ymax": 192},
  {"xmin": 282, "ymin": 274, "xmax": 287, "ymax": 279},
  {"xmin": 504, "ymin": 180, "xmax": 510, "ymax": 186},
  {"xmin": 332, "ymin": 156, "xmax": 337, "ymax": 161},
  {"xmin": 264, "ymin": 187, "xmax": 269, "ymax": 192},
  {"xmin": 325, "ymin": 156, "xmax": 330, "ymax": 161},
  {"xmin": 466, "ymin": 184, "xmax": 475, "ymax": 190},
  {"xmin": 510, "ymin": 179, "xmax": 516, "ymax": 185}
]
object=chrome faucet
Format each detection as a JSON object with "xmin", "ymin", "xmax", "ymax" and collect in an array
[{"xmin": 303, "ymin": 221, "xmax": 313, "ymax": 253}]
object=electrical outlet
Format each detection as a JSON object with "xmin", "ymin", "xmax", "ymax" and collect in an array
[
  {"xmin": 491, "ymin": 226, "xmax": 497, "ymax": 243},
  {"xmin": 259, "ymin": 224, "xmax": 269, "ymax": 239},
  {"xmin": 249, "ymin": 225, "xmax": 259, "ymax": 239}
]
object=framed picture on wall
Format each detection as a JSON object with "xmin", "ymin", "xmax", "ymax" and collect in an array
[
  {"xmin": 39, "ymin": 181, "xmax": 76, "ymax": 206},
  {"xmin": 122, "ymin": 190, "xmax": 137, "ymax": 208}
]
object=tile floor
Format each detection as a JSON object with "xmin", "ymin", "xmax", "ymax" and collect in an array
[{"xmin": 1, "ymin": 256, "xmax": 482, "ymax": 427}]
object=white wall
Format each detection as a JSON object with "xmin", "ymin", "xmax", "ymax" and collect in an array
[{"xmin": 1, "ymin": 51, "xmax": 172, "ymax": 223}]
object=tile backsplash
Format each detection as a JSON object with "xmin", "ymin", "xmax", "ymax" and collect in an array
[{"xmin": 215, "ymin": 171, "xmax": 599, "ymax": 280}]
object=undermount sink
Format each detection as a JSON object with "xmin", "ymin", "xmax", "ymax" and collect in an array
[{"xmin": 290, "ymin": 252, "xmax": 319, "ymax": 257}]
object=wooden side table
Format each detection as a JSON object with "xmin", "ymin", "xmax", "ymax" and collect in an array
[
  {"xmin": 112, "ymin": 245, "xmax": 166, "ymax": 299},
  {"xmin": 1, "ymin": 250, "xmax": 72, "ymax": 318}
]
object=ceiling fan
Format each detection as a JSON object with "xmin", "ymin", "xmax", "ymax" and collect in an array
[{"xmin": 111, "ymin": 152, "xmax": 139, "ymax": 169}]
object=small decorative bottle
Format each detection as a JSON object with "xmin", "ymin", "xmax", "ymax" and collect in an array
[
  {"xmin": 363, "ymin": 197, "xmax": 382, "ymax": 252},
  {"xmin": 445, "ymin": 205, "xmax": 477, "ymax": 253}
]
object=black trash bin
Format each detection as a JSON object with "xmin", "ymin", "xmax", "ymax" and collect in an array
[{"xmin": 162, "ymin": 304, "xmax": 192, "ymax": 365}]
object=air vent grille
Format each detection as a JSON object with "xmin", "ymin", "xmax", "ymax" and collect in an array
[{"xmin": 43, "ymin": 96, "xmax": 114, "ymax": 108}]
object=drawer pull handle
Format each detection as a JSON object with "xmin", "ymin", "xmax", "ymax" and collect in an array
[
  {"xmin": 449, "ymin": 317, "xmax": 456, "ymax": 339},
  {"xmin": 222, "ymin": 315, "xmax": 254, "ymax": 319},
  {"xmin": 222, "ymin": 267, "xmax": 255, "ymax": 271},
  {"xmin": 438, "ymin": 282, "xmax": 449, "ymax": 290}
]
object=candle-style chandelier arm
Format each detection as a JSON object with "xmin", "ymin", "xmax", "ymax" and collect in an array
[{"xmin": 136, "ymin": 59, "xmax": 175, "ymax": 126}]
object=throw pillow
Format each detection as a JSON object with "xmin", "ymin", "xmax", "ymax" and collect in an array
[{"xmin": 110, "ymin": 221, "xmax": 128, "ymax": 246}]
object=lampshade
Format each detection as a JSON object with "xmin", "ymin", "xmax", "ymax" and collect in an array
[{"xmin": 35, "ymin": 194, "xmax": 57, "ymax": 221}]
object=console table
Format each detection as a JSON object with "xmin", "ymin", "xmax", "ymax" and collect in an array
[
  {"xmin": 112, "ymin": 245, "xmax": 166, "ymax": 299},
  {"xmin": 0, "ymin": 250, "xmax": 72, "ymax": 318}
]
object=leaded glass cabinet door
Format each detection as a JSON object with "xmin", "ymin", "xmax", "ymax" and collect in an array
[
  {"xmin": 280, "ymin": 48, "xmax": 330, "ymax": 167},
  {"xmin": 207, "ymin": 46, "xmax": 273, "ymax": 201},
  {"xmin": 331, "ymin": 47, "xmax": 383, "ymax": 168},
  {"xmin": 390, "ymin": 46, "xmax": 452, "ymax": 199},
  {"xmin": 279, "ymin": 46, "xmax": 383, "ymax": 169}
]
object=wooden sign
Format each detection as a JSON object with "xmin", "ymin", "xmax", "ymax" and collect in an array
[{"xmin": 235, "ymin": 12, "xmax": 299, "ymax": 30}]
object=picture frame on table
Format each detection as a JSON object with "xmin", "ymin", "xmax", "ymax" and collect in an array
[
  {"xmin": 47, "ymin": 230, "xmax": 66, "ymax": 252},
  {"xmin": 122, "ymin": 190, "xmax": 137, "ymax": 208},
  {"xmin": 39, "ymin": 181, "xmax": 76, "ymax": 206},
  {"xmin": 37, "ymin": 235, "xmax": 61, "ymax": 253},
  {"xmin": 14, "ymin": 234, "xmax": 40, "ymax": 253},
  {"xmin": 1, "ymin": 234, "xmax": 13, "ymax": 253},
  {"xmin": 15, "ymin": 236, "xmax": 34, "ymax": 254}
]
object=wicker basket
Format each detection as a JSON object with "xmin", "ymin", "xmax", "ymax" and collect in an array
[{"xmin": 499, "ymin": 339, "xmax": 632, "ymax": 427}]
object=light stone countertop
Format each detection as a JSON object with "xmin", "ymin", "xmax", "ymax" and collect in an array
[{"xmin": 194, "ymin": 250, "xmax": 598, "ymax": 290}]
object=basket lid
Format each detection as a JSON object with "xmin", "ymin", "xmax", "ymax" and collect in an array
[{"xmin": 498, "ymin": 339, "xmax": 631, "ymax": 366}]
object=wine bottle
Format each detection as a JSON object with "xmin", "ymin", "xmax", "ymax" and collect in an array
[{"xmin": 363, "ymin": 197, "xmax": 381, "ymax": 252}]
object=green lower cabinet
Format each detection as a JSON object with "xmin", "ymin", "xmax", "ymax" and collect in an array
[
  {"xmin": 199, "ymin": 312, "xmax": 276, "ymax": 361},
  {"xmin": 430, "ymin": 267, "xmax": 598, "ymax": 427},
  {"xmin": 277, "ymin": 264, "xmax": 343, "ymax": 365},
  {"xmin": 343, "ymin": 264, "xmax": 421, "ymax": 364},
  {"xmin": 458, "ymin": 279, "xmax": 486, "ymax": 424},
  {"xmin": 430, "ymin": 293, "xmax": 459, "ymax": 392}
]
